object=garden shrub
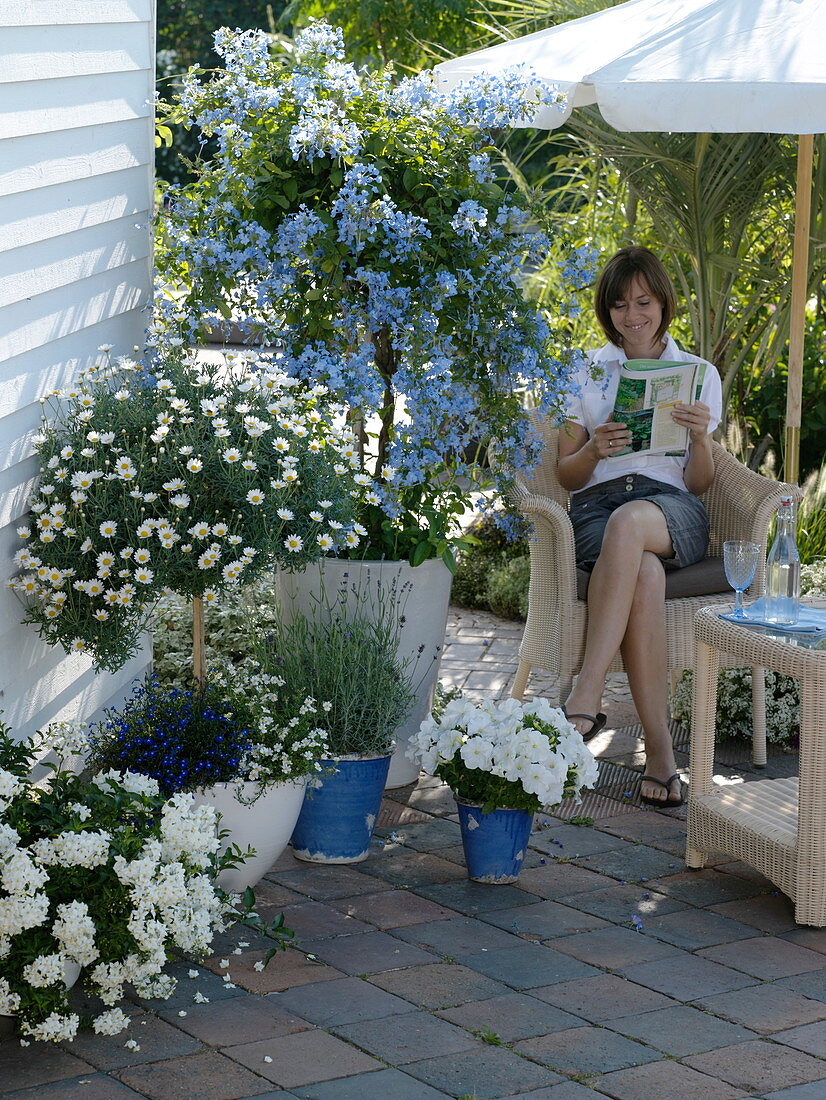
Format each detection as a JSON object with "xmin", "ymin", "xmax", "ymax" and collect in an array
[{"xmin": 486, "ymin": 556, "xmax": 531, "ymax": 621}]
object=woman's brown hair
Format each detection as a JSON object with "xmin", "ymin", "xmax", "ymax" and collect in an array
[{"xmin": 594, "ymin": 246, "xmax": 677, "ymax": 347}]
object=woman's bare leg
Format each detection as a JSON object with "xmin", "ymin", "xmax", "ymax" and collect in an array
[
  {"xmin": 620, "ymin": 552, "xmax": 680, "ymax": 803},
  {"xmin": 564, "ymin": 500, "xmax": 673, "ymax": 728}
]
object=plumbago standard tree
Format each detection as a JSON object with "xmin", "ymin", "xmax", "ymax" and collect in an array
[{"xmin": 155, "ymin": 22, "xmax": 588, "ymax": 565}]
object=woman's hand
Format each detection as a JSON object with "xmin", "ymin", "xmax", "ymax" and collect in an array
[
  {"xmin": 591, "ymin": 419, "xmax": 632, "ymax": 459},
  {"xmin": 671, "ymin": 400, "xmax": 711, "ymax": 442}
]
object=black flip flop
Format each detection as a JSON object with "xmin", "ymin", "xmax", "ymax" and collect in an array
[
  {"xmin": 562, "ymin": 708, "xmax": 607, "ymax": 742},
  {"xmin": 640, "ymin": 773, "xmax": 685, "ymax": 807}
]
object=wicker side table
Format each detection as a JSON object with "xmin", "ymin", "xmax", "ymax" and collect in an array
[{"xmin": 686, "ymin": 604, "xmax": 826, "ymax": 926}]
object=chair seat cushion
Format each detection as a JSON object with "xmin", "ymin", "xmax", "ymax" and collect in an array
[{"xmin": 576, "ymin": 556, "xmax": 729, "ymax": 601}]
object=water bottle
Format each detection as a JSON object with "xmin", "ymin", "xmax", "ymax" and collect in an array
[{"xmin": 765, "ymin": 496, "xmax": 801, "ymax": 624}]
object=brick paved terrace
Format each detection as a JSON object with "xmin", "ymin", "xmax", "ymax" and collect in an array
[{"xmin": 1, "ymin": 607, "xmax": 824, "ymax": 1100}]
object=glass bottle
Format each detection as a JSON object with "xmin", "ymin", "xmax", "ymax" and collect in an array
[{"xmin": 765, "ymin": 496, "xmax": 801, "ymax": 625}]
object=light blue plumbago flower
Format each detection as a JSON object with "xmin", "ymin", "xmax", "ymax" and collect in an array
[{"xmin": 154, "ymin": 22, "xmax": 583, "ymax": 565}]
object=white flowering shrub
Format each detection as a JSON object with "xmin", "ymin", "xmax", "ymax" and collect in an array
[
  {"xmin": 671, "ymin": 668, "xmax": 799, "ymax": 747},
  {"xmin": 408, "ymin": 696, "xmax": 599, "ymax": 813},
  {"xmin": 0, "ymin": 722, "xmax": 233, "ymax": 1043},
  {"xmin": 10, "ymin": 347, "xmax": 368, "ymax": 671}
]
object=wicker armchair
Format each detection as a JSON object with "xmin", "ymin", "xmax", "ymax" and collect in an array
[{"xmin": 511, "ymin": 417, "xmax": 800, "ymax": 766}]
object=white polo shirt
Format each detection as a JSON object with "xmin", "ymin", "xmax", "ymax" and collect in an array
[{"xmin": 564, "ymin": 335, "xmax": 723, "ymax": 495}]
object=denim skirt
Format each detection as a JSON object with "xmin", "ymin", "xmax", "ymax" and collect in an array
[{"xmin": 569, "ymin": 474, "xmax": 709, "ymax": 572}]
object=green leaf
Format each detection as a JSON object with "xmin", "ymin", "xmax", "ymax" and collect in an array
[{"xmin": 410, "ymin": 540, "xmax": 431, "ymax": 567}]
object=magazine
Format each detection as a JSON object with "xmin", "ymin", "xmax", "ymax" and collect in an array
[{"xmin": 609, "ymin": 358, "xmax": 706, "ymax": 458}]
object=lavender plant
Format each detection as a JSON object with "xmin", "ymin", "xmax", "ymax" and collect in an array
[{"xmin": 155, "ymin": 22, "xmax": 586, "ymax": 565}]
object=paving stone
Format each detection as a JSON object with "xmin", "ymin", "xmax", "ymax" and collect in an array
[
  {"xmin": 374, "ymin": 818, "xmax": 461, "ymax": 851},
  {"xmin": 645, "ymin": 868, "xmax": 767, "ymax": 906},
  {"xmin": 413, "ymin": 879, "xmax": 539, "ymax": 914},
  {"xmin": 574, "ymin": 844, "xmax": 683, "ymax": 883},
  {"xmin": 462, "ymin": 943, "xmax": 601, "ymax": 989},
  {"xmin": 115, "ymin": 1049, "xmax": 274, "ymax": 1098},
  {"xmin": 332, "ymin": 1009, "xmax": 477, "ymax": 1063},
  {"xmin": 640, "ymin": 906, "xmax": 759, "ymax": 949},
  {"xmin": 298, "ymin": 930, "xmax": 437, "ymax": 974},
  {"xmin": 129, "ymin": 963, "xmax": 247, "ymax": 1011},
  {"xmin": 776, "ymin": 970, "xmax": 826, "ymax": 1002},
  {"xmin": 358, "ymin": 848, "xmax": 467, "ymax": 888},
  {"xmin": 223, "ymin": 1030, "xmax": 381, "ymax": 1088},
  {"xmin": 392, "ymin": 916, "xmax": 520, "ymax": 957},
  {"xmin": 278, "ymin": 900, "xmax": 372, "ymax": 940},
  {"xmin": 2, "ymin": 1077, "xmax": 147, "ymax": 1100},
  {"xmin": 271, "ymin": 864, "xmax": 383, "ymax": 900},
  {"xmin": 481, "ymin": 900, "xmax": 609, "ymax": 940},
  {"xmin": 773, "ymin": 1020, "xmax": 826, "ymax": 1057},
  {"xmin": 530, "ymin": 972, "xmax": 678, "ymax": 1022},
  {"xmin": 784, "ymin": 927, "xmax": 826, "ymax": 955},
  {"xmin": 598, "ymin": 810, "xmax": 690, "ymax": 856},
  {"xmin": 763, "ymin": 1082, "xmax": 826, "ymax": 1099},
  {"xmin": 698, "ymin": 936, "xmax": 826, "ymax": 980},
  {"xmin": 368, "ymin": 961, "xmax": 509, "ymax": 1009},
  {"xmin": 513, "ymin": 1024, "xmax": 661, "ymax": 1076},
  {"xmin": 684, "ymin": 1040, "xmax": 826, "ymax": 1093},
  {"xmin": 606, "ymin": 1003, "xmax": 755, "ymax": 1055},
  {"xmin": 529, "ymin": 824, "xmax": 631, "ymax": 858},
  {"xmin": 328, "ymin": 889, "xmax": 458, "ymax": 929},
  {"xmin": 159, "ymin": 996, "xmax": 311, "ymax": 1046},
  {"xmin": 291, "ymin": 1066, "xmax": 449, "ymax": 1099},
  {"xmin": 504, "ymin": 1086, "xmax": 608, "ymax": 1100},
  {"xmin": 275, "ymin": 975, "xmax": 413, "ymax": 1025},
  {"xmin": 556, "ymin": 883, "xmax": 687, "ymax": 924},
  {"xmin": 0, "ymin": 1042, "xmax": 93, "ymax": 1093},
  {"xmin": 619, "ymin": 951, "xmax": 756, "ymax": 1000},
  {"xmin": 438, "ymin": 991, "xmax": 585, "ymax": 1041},
  {"xmin": 403, "ymin": 1044, "xmax": 564, "ymax": 1099},
  {"xmin": 58, "ymin": 1012, "xmax": 202, "ymax": 1070},
  {"xmin": 548, "ymin": 925, "xmax": 682, "ymax": 969},
  {"xmin": 593, "ymin": 1059, "xmax": 743, "ymax": 1099},
  {"xmin": 245, "ymin": 878, "xmax": 305, "ymax": 915},
  {"xmin": 518, "ymin": 862, "xmax": 617, "ymax": 899},
  {"xmin": 694, "ymin": 984, "xmax": 826, "ymax": 1033},
  {"xmin": 203, "ymin": 946, "xmax": 344, "ymax": 994}
]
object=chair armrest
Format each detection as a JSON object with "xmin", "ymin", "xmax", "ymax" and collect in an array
[
  {"xmin": 512, "ymin": 484, "xmax": 579, "ymax": 607},
  {"xmin": 705, "ymin": 443, "xmax": 802, "ymax": 594}
]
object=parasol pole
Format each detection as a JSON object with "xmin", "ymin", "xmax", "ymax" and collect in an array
[{"xmin": 784, "ymin": 133, "xmax": 814, "ymax": 486}]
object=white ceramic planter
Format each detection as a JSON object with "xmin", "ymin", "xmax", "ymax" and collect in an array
[
  {"xmin": 279, "ymin": 557, "xmax": 452, "ymax": 788},
  {"xmin": 195, "ymin": 777, "xmax": 307, "ymax": 893},
  {"xmin": 0, "ymin": 960, "xmax": 80, "ymax": 1019}
]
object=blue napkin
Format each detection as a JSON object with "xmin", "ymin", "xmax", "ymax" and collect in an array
[{"xmin": 719, "ymin": 597, "xmax": 826, "ymax": 636}]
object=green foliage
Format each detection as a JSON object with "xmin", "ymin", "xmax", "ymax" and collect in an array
[
  {"xmin": 151, "ymin": 580, "xmax": 281, "ymax": 684},
  {"xmin": 452, "ymin": 511, "xmax": 529, "ymax": 614},
  {"xmin": 734, "ymin": 313, "xmax": 826, "ymax": 482},
  {"xmin": 252, "ymin": 601, "xmax": 416, "ymax": 757},
  {"xmin": 798, "ymin": 464, "xmax": 826, "ymax": 565},
  {"xmin": 280, "ymin": 0, "xmax": 484, "ymax": 69},
  {"xmin": 486, "ymin": 555, "xmax": 530, "ymax": 620}
]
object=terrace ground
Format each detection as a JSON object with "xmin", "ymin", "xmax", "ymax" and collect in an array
[{"xmin": 1, "ymin": 607, "xmax": 824, "ymax": 1100}]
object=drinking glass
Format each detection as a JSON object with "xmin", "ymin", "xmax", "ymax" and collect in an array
[{"xmin": 723, "ymin": 540, "xmax": 760, "ymax": 619}]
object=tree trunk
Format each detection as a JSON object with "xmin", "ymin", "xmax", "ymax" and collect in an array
[{"xmin": 193, "ymin": 596, "xmax": 205, "ymax": 685}]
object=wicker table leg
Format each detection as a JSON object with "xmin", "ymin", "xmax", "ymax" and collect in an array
[{"xmin": 686, "ymin": 638, "xmax": 720, "ymax": 870}]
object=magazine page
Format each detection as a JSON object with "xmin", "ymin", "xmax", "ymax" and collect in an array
[{"xmin": 610, "ymin": 359, "xmax": 700, "ymax": 458}]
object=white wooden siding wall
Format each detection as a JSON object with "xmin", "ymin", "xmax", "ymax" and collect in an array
[{"xmin": 0, "ymin": 0, "xmax": 155, "ymax": 740}]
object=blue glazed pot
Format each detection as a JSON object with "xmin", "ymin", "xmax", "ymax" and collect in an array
[
  {"xmin": 456, "ymin": 800, "xmax": 534, "ymax": 884},
  {"xmin": 290, "ymin": 753, "xmax": 391, "ymax": 863}
]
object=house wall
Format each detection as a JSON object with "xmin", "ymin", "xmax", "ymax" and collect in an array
[{"xmin": 0, "ymin": 0, "xmax": 155, "ymax": 739}]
